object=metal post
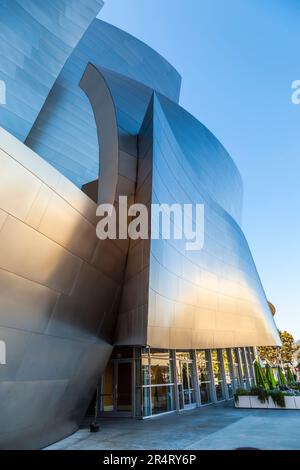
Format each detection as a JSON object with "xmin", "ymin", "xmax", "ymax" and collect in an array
[
  {"xmin": 192, "ymin": 349, "xmax": 201, "ymax": 407},
  {"xmin": 242, "ymin": 347, "xmax": 251, "ymax": 389},
  {"xmin": 172, "ymin": 350, "xmax": 180, "ymax": 412},
  {"xmin": 207, "ymin": 349, "xmax": 217, "ymax": 403}
]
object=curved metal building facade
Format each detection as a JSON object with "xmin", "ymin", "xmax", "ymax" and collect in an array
[
  {"xmin": 0, "ymin": 2, "xmax": 279, "ymax": 449},
  {"xmin": 0, "ymin": 0, "xmax": 104, "ymax": 142}
]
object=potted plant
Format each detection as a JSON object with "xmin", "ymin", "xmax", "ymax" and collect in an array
[{"xmin": 249, "ymin": 386, "xmax": 269, "ymax": 409}]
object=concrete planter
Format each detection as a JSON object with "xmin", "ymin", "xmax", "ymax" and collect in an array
[
  {"xmin": 250, "ymin": 396, "xmax": 268, "ymax": 409},
  {"xmin": 294, "ymin": 396, "xmax": 300, "ymax": 409},
  {"xmin": 235, "ymin": 395, "xmax": 300, "ymax": 409},
  {"xmin": 283, "ymin": 396, "xmax": 296, "ymax": 409},
  {"xmin": 235, "ymin": 395, "xmax": 251, "ymax": 408},
  {"xmin": 267, "ymin": 397, "xmax": 276, "ymax": 409}
]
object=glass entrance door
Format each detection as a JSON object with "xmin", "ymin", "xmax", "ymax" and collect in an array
[
  {"xmin": 181, "ymin": 360, "xmax": 196, "ymax": 408},
  {"xmin": 101, "ymin": 359, "xmax": 133, "ymax": 416}
]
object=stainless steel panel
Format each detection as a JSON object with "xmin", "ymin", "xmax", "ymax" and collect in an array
[
  {"xmin": 0, "ymin": 215, "xmax": 83, "ymax": 295},
  {"xmin": 26, "ymin": 19, "xmax": 181, "ymax": 188},
  {"xmin": 0, "ymin": 131, "xmax": 123, "ymax": 449},
  {"xmin": 0, "ymin": 269, "xmax": 58, "ymax": 333},
  {"xmin": 0, "ymin": 0, "xmax": 104, "ymax": 141},
  {"xmin": 130, "ymin": 93, "xmax": 280, "ymax": 350},
  {"xmin": 38, "ymin": 193, "xmax": 98, "ymax": 262}
]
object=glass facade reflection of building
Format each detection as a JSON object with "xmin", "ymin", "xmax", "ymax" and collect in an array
[{"xmin": 100, "ymin": 345, "xmax": 257, "ymax": 417}]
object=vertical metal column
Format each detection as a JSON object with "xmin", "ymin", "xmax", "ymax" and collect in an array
[
  {"xmin": 206, "ymin": 349, "xmax": 217, "ymax": 403},
  {"xmin": 242, "ymin": 347, "xmax": 251, "ymax": 389},
  {"xmin": 192, "ymin": 349, "xmax": 201, "ymax": 407},
  {"xmin": 172, "ymin": 350, "xmax": 180, "ymax": 412}
]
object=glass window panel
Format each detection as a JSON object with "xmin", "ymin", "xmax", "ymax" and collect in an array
[
  {"xmin": 196, "ymin": 350, "xmax": 212, "ymax": 405},
  {"xmin": 211, "ymin": 349, "xmax": 224, "ymax": 401},
  {"xmin": 102, "ymin": 362, "xmax": 114, "ymax": 412},
  {"xmin": 176, "ymin": 359, "xmax": 182, "ymax": 383},
  {"xmin": 223, "ymin": 349, "xmax": 233, "ymax": 398},
  {"xmin": 142, "ymin": 352, "xmax": 150, "ymax": 386},
  {"xmin": 143, "ymin": 386, "xmax": 151, "ymax": 417},
  {"xmin": 150, "ymin": 351, "xmax": 173, "ymax": 385},
  {"xmin": 151, "ymin": 386, "xmax": 175, "ymax": 415},
  {"xmin": 182, "ymin": 362, "xmax": 189, "ymax": 390},
  {"xmin": 200, "ymin": 382, "xmax": 212, "ymax": 404},
  {"xmin": 176, "ymin": 351, "xmax": 193, "ymax": 360}
]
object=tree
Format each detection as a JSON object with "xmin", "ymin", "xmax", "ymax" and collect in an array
[
  {"xmin": 257, "ymin": 344, "xmax": 278, "ymax": 366},
  {"xmin": 258, "ymin": 330, "xmax": 296, "ymax": 366},
  {"xmin": 280, "ymin": 330, "xmax": 295, "ymax": 363}
]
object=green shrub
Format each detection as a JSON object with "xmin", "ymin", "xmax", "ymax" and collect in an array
[
  {"xmin": 269, "ymin": 389, "xmax": 285, "ymax": 408},
  {"xmin": 250, "ymin": 386, "xmax": 269, "ymax": 403}
]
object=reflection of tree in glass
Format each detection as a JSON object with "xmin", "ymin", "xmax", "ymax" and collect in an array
[
  {"xmin": 196, "ymin": 351, "xmax": 210, "ymax": 383},
  {"xmin": 151, "ymin": 356, "xmax": 170, "ymax": 385}
]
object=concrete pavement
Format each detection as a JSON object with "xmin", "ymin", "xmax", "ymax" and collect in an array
[{"xmin": 45, "ymin": 401, "xmax": 300, "ymax": 450}]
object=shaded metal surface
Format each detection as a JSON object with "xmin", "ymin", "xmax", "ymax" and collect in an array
[{"xmin": 0, "ymin": 0, "xmax": 104, "ymax": 142}]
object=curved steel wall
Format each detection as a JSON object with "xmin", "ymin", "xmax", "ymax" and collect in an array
[
  {"xmin": 146, "ymin": 94, "xmax": 280, "ymax": 349},
  {"xmin": 115, "ymin": 92, "xmax": 280, "ymax": 349},
  {"xmin": 26, "ymin": 19, "xmax": 182, "ymax": 188},
  {"xmin": 0, "ymin": 127, "xmax": 127, "ymax": 449},
  {"xmin": 158, "ymin": 95, "xmax": 243, "ymax": 223},
  {"xmin": 0, "ymin": 0, "xmax": 104, "ymax": 142}
]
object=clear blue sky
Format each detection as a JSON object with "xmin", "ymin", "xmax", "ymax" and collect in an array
[{"xmin": 99, "ymin": 0, "xmax": 300, "ymax": 339}]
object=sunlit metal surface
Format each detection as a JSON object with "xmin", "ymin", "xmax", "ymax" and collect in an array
[{"xmin": 143, "ymin": 95, "xmax": 280, "ymax": 349}]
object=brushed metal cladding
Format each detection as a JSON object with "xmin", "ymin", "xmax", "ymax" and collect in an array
[
  {"xmin": 79, "ymin": 63, "xmax": 139, "ymax": 208},
  {"xmin": 0, "ymin": 127, "xmax": 126, "ymax": 449},
  {"xmin": 141, "ymin": 94, "xmax": 280, "ymax": 349},
  {"xmin": 157, "ymin": 95, "xmax": 243, "ymax": 224},
  {"xmin": 0, "ymin": 0, "xmax": 104, "ymax": 142},
  {"xmin": 98, "ymin": 71, "xmax": 279, "ymax": 349},
  {"xmin": 26, "ymin": 19, "xmax": 181, "ymax": 188},
  {"xmin": 80, "ymin": 63, "xmax": 119, "ymax": 206},
  {"xmin": 0, "ymin": 6, "xmax": 280, "ymax": 450}
]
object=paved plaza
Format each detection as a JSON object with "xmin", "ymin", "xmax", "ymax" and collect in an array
[{"xmin": 46, "ymin": 402, "xmax": 300, "ymax": 450}]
